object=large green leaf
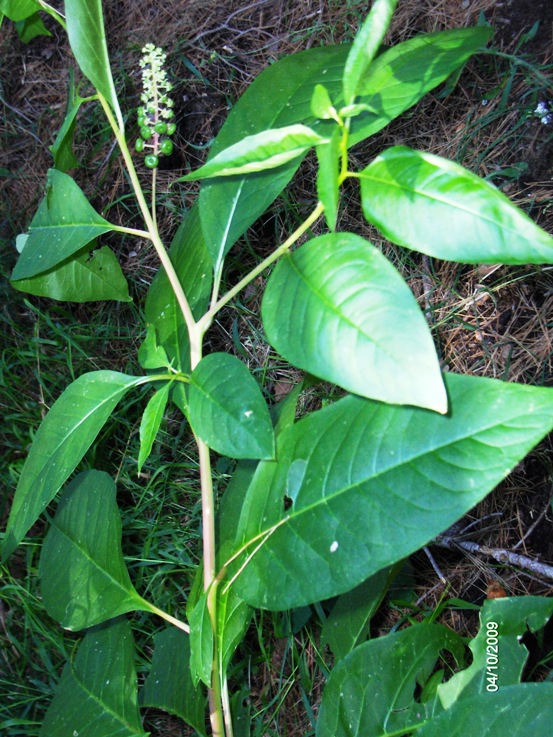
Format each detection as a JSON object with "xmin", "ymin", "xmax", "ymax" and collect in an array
[
  {"xmin": 140, "ymin": 628, "xmax": 207, "ymax": 736},
  {"xmin": 3, "ymin": 371, "xmax": 143, "ymax": 560},
  {"xmin": 12, "ymin": 245, "xmax": 131, "ymax": 302},
  {"xmin": 144, "ymin": 203, "xmax": 213, "ymax": 373},
  {"xmin": 11, "ymin": 169, "xmax": 113, "ymax": 280},
  {"xmin": 198, "ymin": 44, "xmax": 349, "ymax": 273},
  {"xmin": 179, "ymin": 125, "xmax": 328, "ymax": 181},
  {"xmin": 189, "ymin": 353, "xmax": 275, "ymax": 459},
  {"xmin": 230, "ymin": 373, "xmax": 553, "ymax": 610},
  {"xmin": 64, "ymin": 0, "xmax": 123, "ymax": 128},
  {"xmin": 317, "ymin": 624, "xmax": 464, "ymax": 737},
  {"xmin": 348, "ymin": 27, "xmax": 492, "ymax": 147},
  {"xmin": 40, "ymin": 618, "xmax": 147, "ymax": 737},
  {"xmin": 438, "ymin": 596, "xmax": 553, "ymax": 708},
  {"xmin": 40, "ymin": 470, "xmax": 152, "ymax": 630},
  {"xmin": 360, "ymin": 146, "xmax": 553, "ymax": 264},
  {"xmin": 342, "ymin": 0, "xmax": 397, "ymax": 105},
  {"xmin": 0, "ymin": 0, "xmax": 39, "ymax": 21},
  {"xmin": 262, "ymin": 233, "xmax": 447, "ymax": 412}
]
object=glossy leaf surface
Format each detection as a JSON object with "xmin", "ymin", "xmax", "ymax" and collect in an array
[
  {"xmin": 3, "ymin": 371, "xmax": 143, "ymax": 560},
  {"xmin": 40, "ymin": 470, "xmax": 151, "ymax": 630},
  {"xmin": 65, "ymin": 0, "xmax": 123, "ymax": 127},
  {"xmin": 232, "ymin": 373, "xmax": 553, "ymax": 609},
  {"xmin": 40, "ymin": 618, "xmax": 146, "ymax": 737},
  {"xmin": 11, "ymin": 169, "xmax": 113, "ymax": 280},
  {"xmin": 348, "ymin": 27, "xmax": 492, "ymax": 147},
  {"xmin": 317, "ymin": 624, "xmax": 464, "ymax": 737},
  {"xmin": 178, "ymin": 125, "xmax": 327, "ymax": 181},
  {"xmin": 360, "ymin": 146, "xmax": 553, "ymax": 264},
  {"xmin": 12, "ymin": 245, "xmax": 131, "ymax": 302},
  {"xmin": 141, "ymin": 628, "xmax": 207, "ymax": 736},
  {"xmin": 189, "ymin": 353, "xmax": 275, "ymax": 459},
  {"xmin": 342, "ymin": 0, "xmax": 397, "ymax": 104},
  {"xmin": 262, "ymin": 233, "xmax": 447, "ymax": 412},
  {"xmin": 137, "ymin": 382, "xmax": 171, "ymax": 474}
]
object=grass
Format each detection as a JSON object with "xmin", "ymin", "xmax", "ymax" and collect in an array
[{"xmin": 1, "ymin": 0, "xmax": 553, "ymax": 735}]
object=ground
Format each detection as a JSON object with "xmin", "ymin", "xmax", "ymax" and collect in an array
[{"xmin": 1, "ymin": 2, "xmax": 553, "ymax": 735}]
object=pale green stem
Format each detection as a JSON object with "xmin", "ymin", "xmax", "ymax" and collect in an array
[
  {"xmin": 151, "ymin": 167, "xmax": 158, "ymax": 230},
  {"xmin": 198, "ymin": 202, "xmax": 324, "ymax": 333},
  {"xmin": 111, "ymin": 224, "xmax": 151, "ymax": 239},
  {"xmin": 146, "ymin": 602, "xmax": 190, "ymax": 633},
  {"xmin": 36, "ymin": 0, "xmax": 66, "ymax": 28},
  {"xmin": 97, "ymin": 93, "xmax": 196, "ymax": 340}
]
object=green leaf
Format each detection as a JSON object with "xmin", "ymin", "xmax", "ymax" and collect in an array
[
  {"xmin": 140, "ymin": 628, "xmax": 207, "ymax": 736},
  {"xmin": 144, "ymin": 203, "xmax": 213, "ymax": 373},
  {"xmin": 40, "ymin": 618, "xmax": 147, "ymax": 737},
  {"xmin": 310, "ymin": 84, "xmax": 338, "ymax": 120},
  {"xmin": 231, "ymin": 373, "xmax": 553, "ymax": 610},
  {"xmin": 11, "ymin": 245, "xmax": 131, "ymax": 302},
  {"xmin": 39, "ymin": 470, "xmax": 151, "ymax": 630},
  {"xmin": 316, "ymin": 129, "xmax": 341, "ymax": 231},
  {"xmin": 178, "ymin": 125, "xmax": 328, "ymax": 181},
  {"xmin": 11, "ymin": 169, "xmax": 113, "ymax": 280},
  {"xmin": 417, "ymin": 685, "xmax": 553, "ymax": 737},
  {"xmin": 199, "ymin": 43, "xmax": 349, "ymax": 273},
  {"xmin": 359, "ymin": 146, "xmax": 553, "ymax": 264},
  {"xmin": 262, "ymin": 233, "xmax": 447, "ymax": 412},
  {"xmin": 15, "ymin": 11, "xmax": 51, "ymax": 42},
  {"xmin": 64, "ymin": 0, "xmax": 123, "ymax": 128},
  {"xmin": 342, "ymin": 0, "xmax": 397, "ymax": 105},
  {"xmin": 49, "ymin": 69, "xmax": 83, "ymax": 172},
  {"xmin": 189, "ymin": 592, "xmax": 213, "ymax": 688},
  {"xmin": 189, "ymin": 353, "xmax": 275, "ymax": 459},
  {"xmin": 348, "ymin": 27, "xmax": 493, "ymax": 148},
  {"xmin": 317, "ymin": 624, "xmax": 464, "ymax": 737},
  {"xmin": 137, "ymin": 324, "xmax": 171, "ymax": 370},
  {"xmin": 0, "ymin": 0, "xmax": 39, "ymax": 21},
  {"xmin": 137, "ymin": 382, "xmax": 171, "ymax": 474},
  {"xmin": 321, "ymin": 566, "xmax": 397, "ymax": 660},
  {"xmin": 438, "ymin": 596, "xmax": 553, "ymax": 708},
  {"xmin": 3, "ymin": 371, "xmax": 143, "ymax": 560}
]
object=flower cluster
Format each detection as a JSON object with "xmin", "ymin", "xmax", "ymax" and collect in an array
[
  {"xmin": 534, "ymin": 101, "xmax": 553, "ymax": 126},
  {"xmin": 135, "ymin": 44, "xmax": 176, "ymax": 168}
]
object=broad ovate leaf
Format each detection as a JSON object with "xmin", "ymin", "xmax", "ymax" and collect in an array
[
  {"xmin": 189, "ymin": 353, "xmax": 275, "ymax": 459},
  {"xmin": 11, "ymin": 245, "xmax": 131, "ymax": 302},
  {"xmin": 40, "ymin": 470, "xmax": 152, "ymax": 630},
  {"xmin": 342, "ymin": 0, "xmax": 397, "ymax": 105},
  {"xmin": 11, "ymin": 169, "xmax": 113, "ymax": 280},
  {"xmin": 40, "ymin": 618, "xmax": 147, "ymax": 737},
  {"xmin": 262, "ymin": 232, "xmax": 447, "ymax": 412},
  {"xmin": 178, "ymin": 125, "xmax": 328, "ymax": 181},
  {"xmin": 360, "ymin": 146, "xmax": 553, "ymax": 264},
  {"xmin": 230, "ymin": 373, "xmax": 553, "ymax": 610},
  {"xmin": 3, "ymin": 371, "xmax": 144, "ymax": 560}
]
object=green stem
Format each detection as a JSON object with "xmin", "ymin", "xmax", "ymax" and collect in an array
[
  {"xmin": 97, "ymin": 93, "xmax": 196, "ymax": 340},
  {"xmin": 198, "ymin": 202, "xmax": 324, "ymax": 333},
  {"xmin": 146, "ymin": 601, "xmax": 190, "ymax": 633},
  {"xmin": 111, "ymin": 225, "xmax": 151, "ymax": 239},
  {"xmin": 35, "ymin": 0, "xmax": 66, "ymax": 29}
]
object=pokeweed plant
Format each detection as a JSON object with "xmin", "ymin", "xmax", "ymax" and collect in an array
[{"xmin": 3, "ymin": 0, "xmax": 553, "ymax": 735}]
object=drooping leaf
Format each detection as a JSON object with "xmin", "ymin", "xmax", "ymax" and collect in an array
[
  {"xmin": 189, "ymin": 592, "xmax": 213, "ymax": 688},
  {"xmin": 317, "ymin": 624, "xmax": 464, "ymax": 737},
  {"xmin": 417, "ymin": 685, "xmax": 553, "ymax": 737},
  {"xmin": 40, "ymin": 618, "xmax": 147, "ymax": 737},
  {"xmin": 359, "ymin": 146, "xmax": 553, "ymax": 264},
  {"xmin": 189, "ymin": 353, "xmax": 275, "ymax": 459},
  {"xmin": 3, "ymin": 371, "xmax": 144, "ymax": 560},
  {"xmin": 15, "ymin": 11, "xmax": 51, "ymax": 42},
  {"xmin": 316, "ymin": 128, "xmax": 341, "ymax": 231},
  {"xmin": 11, "ymin": 169, "xmax": 113, "ymax": 280},
  {"xmin": 40, "ymin": 470, "xmax": 152, "ymax": 630},
  {"xmin": 178, "ymin": 125, "xmax": 328, "ymax": 181},
  {"xmin": 137, "ymin": 324, "xmax": 171, "ymax": 370},
  {"xmin": 64, "ymin": 0, "xmax": 123, "ymax": 128},
  {"xmin": 230, "ymin": 372, "xmax": 553, "ymax": 610},
  {"xmin": 438, "ymin": 596, "xmax": 553, "ymax": 709},
  {"xmin": 342, "ymin": 0, "xmax": 397, "ymax": 105},
  {"xmin": 144, "ymin": 202, "xmax": 213, "ymax": 373},
  {"xmin": 137, "ymin": 382, "xmax": 171, "ymax": 474},
  {"xmin": 140, "ymin": 628, "xmax": 207, "ymax": 736},
  {"xmin": 262, "ymin": 233, "xmax": 447, "ymax": 412},
  {"xmin": 348, "ymin": 27, "xmax": 493, "ymax": 148},
  {"xmin": 49, "ymin": 69, "xmax": 84, "ymax": 171},
  {"xmin": 11, "ymin": 245, "xmax": 131, "ymax": 302},
  {"xmin": 198, "ymin": 44, "xmax": 349, "ymax": 273}
]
